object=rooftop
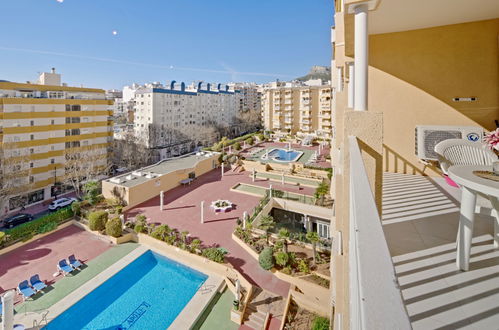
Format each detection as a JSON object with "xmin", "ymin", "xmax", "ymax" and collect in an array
[{"xmin": 106, "ymin": 152, "xmax": 219, "ymax": 188}]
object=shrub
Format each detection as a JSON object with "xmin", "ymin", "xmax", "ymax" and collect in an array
[
  {"xmin": 71, "ymin": 201, "xmax": 81, "ymax": 216},
  {"xmin": 256, "ymin": 133, "xmax": 264, "ymax": 141},
  {"xmin": 234, "ymin": 142, "xmax": 241, "ymax": 150},
  {"xmin": 4, "ymin": 207, "xmax": 73, "ymax": 243},
  {"xmin": 135, "ymin": 214, "xmax": 147, "ymax": 224},
  {"xmin": 88, "ymin": 211, "xmax": 108, "ymax": 231},
  {"xmin": 259, "ymin": 247, "xmax": 274, "ymax": 270},
  {"xmin": 202, "ymin": 247, "xmax": 226, "ymax": 263},
  {"xmin": 190, "ymin": 239, "xmax": 201, "ymax": 253},
  {"xmin": 245, "ymin": 137, "xmax": 254, "ymax": 145},
  {"xmin": 297, "ymin": 259, "xmax": 310, "ymax": 274},
  {"xmin": 281, "ymin": 266, "xmax": 292, "ymax": 275},
  {"xmin": 275, "ymin": 251, "xmax": 289, "ymax": 267},
  {"xmin": 105, "ymin": 217, "xmax": 123, "ymax": 238},
  {"xmin": 0, "ymin": 232, "xmax": 4, "ymax": 242},
  {"xmin": 151, "ymin": 224, "xmax": 172, "ymax": 241},
  {"xmin": 115, "ymin": 205, "xmax": 123, "ymax": 214},
  {"xmin": 37, "ymin": 221, "xmax": 57, "ymax": 234},
  {"xmin": 312, "ymin": 316, "xmax": 330, "ymax": 330},
  {"xmin": 83, "ymin": 181, "xmax": 101, "ymax": 205},
  {"xmin": 134, "ymin": 223, "xmax": 145, "ymax": 233}
]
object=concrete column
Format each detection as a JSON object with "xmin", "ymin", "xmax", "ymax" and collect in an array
[
  {"xmin": 229, "ymin": 146, "xmax": 232, "ymax": 154},
  {"xmin": 354, "ymin": 4, "xmax": 368, "ymax": 111},
  {"xmin": 252, "ymin": 168, "xmax": 256, "ymax": 182},
  {"xmin": 336, "ymin": 67, "xmax": 343, "ymax": 92},
  {"xmin": 243, "ymin": 211, "xmax": 248, "ymax": 229},
  {"xmin": 221, "ymin": 163, "xmax": 224, "ymax": 177},
  {"xmin": 1, "ymin": 290, "xmax": 14, "ymax": 330},
  {"xmin": 269, "ymin": 184, "xmax": 273, "ymax": 198},
  {"xmin": 159, "ymin": 190, "xmax": 164, "ymax": 211},
  {"xmin": 281, "ymin": 173, "xmax": 285, "ymax": 185},
  {"xmin": 201, "ymin": 201, "xmax": 204, "ymax": 224},
  {"xmin": 348, "ymin": 63, "xmax": 355, "ymax": 108}
]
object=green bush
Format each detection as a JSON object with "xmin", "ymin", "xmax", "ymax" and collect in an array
[
  {"xmin": 37, "ymin": 221, "xmax": 57, "ymax": 234},
  {"xmin": 246, "ymin": 137, "xmax": 254, "ymax": 145},
  {"xmin": 115, "ymin": 205, "xmax": 123, "ymax": 214},
  {"xmin": 88, "ymin": 211, "xmax": 108, "ymax": 231},
  {"xmin": 150, "ymin": 224, "xmax": 172, "ymax": 241},
  {"xmin": 83, "ymin": 181, "xmax": 101, "ymax": 205},
  {"xmin": 134, "ymin": 223, "xmax": 145, "ymax": 233},
  {"xmin": 256, "ymin": 133, "xmax": 265, "ymax": 141},
  {"xmin": 312, "ymin": 316, "xmax": 330, "ymax": 330},
  {"xmin": 297, "ymin": 259, "xmax": 310, "ymax": 274},
  {"xmin": 105, "ymin": 217, "xmax": 123, "ymax": 238},
  {"xmin": 4, "ymin": 207, "xmax": 73, "ymax": 243},
  {"xmin": 275, "ymin": 251, "xmax": 289, "ymax": 267},
  {"xmin": 202, "ymin": 247, "xmax": 226, "ymax": 263},
  {"xmin": 71, "ymin": 201, "xmax": 81, "ymax": 216},
  {"xmin": 234, "ymin": 142, "xmax": 241, "ymax": 150},
  {"xmin": 259, "ymin": 246, "xmax": 274, "ymax": 270},
  {"xmin": 190, "ymin": 239, "xmax": 202, "ymax": 253}
]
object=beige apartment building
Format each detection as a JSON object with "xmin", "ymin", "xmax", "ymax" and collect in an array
[
  {"xmin": 330, "ymin": 0, "xmax": 498, "ymax": 329},
  {"xmin": 261, "ymin": 82, "xmax": 332, "ymax": 138},
  {"xmin": 0, "ymin": 70, "xmax": 113, "ymax": 216}
]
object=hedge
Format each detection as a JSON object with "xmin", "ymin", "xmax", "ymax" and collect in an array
[
  {"xmin": 88, "ymin": 211, "xmax": 108, "ymax": 231},
  {"xmin": 105, "ymin": 217, "xmax": 123, "ymax": 238},
  {"xmin": 4, "ymin": 207, "xmax": 74, "ymax": 243},
  {"xmin": 204, "ymin": 131, "xmax": 261, "ymax": 151}
]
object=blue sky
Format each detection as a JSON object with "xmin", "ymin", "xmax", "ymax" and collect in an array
[{"xmin": 0, "ymin": 0, "xmax": 333, "ymax": 89}]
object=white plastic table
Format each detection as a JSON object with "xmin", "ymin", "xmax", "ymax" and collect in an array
[{"xmin": 448, "ymin": 165, "xmax": 499, "ymax": 271}]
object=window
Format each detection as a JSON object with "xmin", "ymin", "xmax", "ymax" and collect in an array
[
  {"xmin": 71, "ymin": 128, "xmax": 80, "ymax": 136},
  {"xmin": 30, "ymin": 134, "xmax": 34, "ymax": 140},
  {"xmin": 30, "ymin": 120, "xmax": 34, "ymax": 126},
  {"xmin": 30, "ymin": 148, "xmax": 34, "ymax": 154},
  {"xmin": 66, "ymin": 105, "xmax": 71, "ymax": 111},
  {"xmin": 317, "ymin": 222, "xmax": 330, "ymax": 239},
  {"xmin": 71, "ymin": 105, "xmax": 81, "ymax": 111},
  {"xmin": 29, "ymin": 176, "xmax": 34, "ymax": 184},
  {"xmin": 66, "ymin": 117, "xmax": 71, "ymax": 124},
  {"xmin": 30, "ymin": 162, "xmax": 33, "ymax": 168},
  {"xmin": 51, "ymin": 158, "xmax": 55, "ymax": 164},
  {"xmin": 51, "ymin": 119, "xmax": 55, "ymax": 125},
  {"xmin": 72, "ymin": 117, "xmax": 80, "ymax": 123},
  {"xmin": 65, "ymin": 142, "xmax": 71, "ymax": 148},
  {"xmin": 28, "ymin": 189, "xmax": 44, "ymax": 204}
]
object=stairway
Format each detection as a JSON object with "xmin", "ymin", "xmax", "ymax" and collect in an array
[{"xmin": 243, "ymin": 304, "xmax": 268, "ymax": 329}]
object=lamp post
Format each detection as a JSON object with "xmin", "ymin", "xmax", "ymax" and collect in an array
[{"xmin": 53, "ymin": 165, "xmax": 58, "ymax": 199}]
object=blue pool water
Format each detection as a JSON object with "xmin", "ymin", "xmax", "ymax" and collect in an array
[
  {"xmin": 44, "ymin": 250, "xmax": 207, "ymax": 330},
  {"xmin": 267, "ymin": 148, "xmax": 303, "ymax": 162}
]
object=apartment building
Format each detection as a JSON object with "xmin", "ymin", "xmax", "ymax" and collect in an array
[
  {"xmin": 228, "ymin": 82, "xmax": 261, "ymax": 113},
  {"xmin": 0, "ymin": 69, "xmax": 113, "ymax": 216},
  {"xmin": 131, "ymin": 81, "xmax": 240, "ymax": 159},
  {"xmin": 261, "ymin": 81, "xmax": 332, "ymax": 138},
  {"xmin": 330, "ymin": 1, "xmax": 499, "ymax": 329}
]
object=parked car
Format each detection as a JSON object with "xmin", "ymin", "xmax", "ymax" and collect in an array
[
  {"xmin": 3, "ymin": 213, "xmax": 34, "ymax": 229},
  {"xmin": 48, "ymin": 197, "xmax": 78, "ymax": 211}
]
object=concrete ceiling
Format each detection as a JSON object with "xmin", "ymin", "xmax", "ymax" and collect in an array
[{"xmin": 367, "ymin": 0, "xmax": 499, "ymax": 34}]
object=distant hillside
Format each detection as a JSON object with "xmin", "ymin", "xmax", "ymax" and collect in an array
[{"xmin": 296, "ymin": 66, "xmax": 331, "ymax": 82}]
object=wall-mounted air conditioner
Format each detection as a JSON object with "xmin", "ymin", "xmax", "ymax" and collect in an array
[{"xmin": 415, "ymin": 125, "xmax": 483, "ymax": 160}]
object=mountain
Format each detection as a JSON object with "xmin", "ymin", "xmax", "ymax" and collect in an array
[{"xmin": 296, "ymin": 66, "xmax": 331, "ymax": 82}]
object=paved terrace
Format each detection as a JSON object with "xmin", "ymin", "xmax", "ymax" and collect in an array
[
  {"xmin": 125, "ymin": 168, "xmax": 318, "ymax": 298},
  {"xmin": 383, "ymin": 172, "xmax": 499, "ymax": 329},
  {"xmin": 0, "ymin": 225, "xmax": 113, "ymax": 305}
]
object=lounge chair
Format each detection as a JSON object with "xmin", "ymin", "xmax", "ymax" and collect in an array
[
  {"xmin": 17, "ymin": 280, "xmax": 36, "ymax": 301},
  {"xmin": 29, "ymin": 274, "xmax": 47, "ymax": 292},
  {"xmin": 58, "ymin": 259, "xmax": 74, "ymax": 276},
  {"xmin": 68, "ymin": 255, "xmax": 82, "ymax": 270}
]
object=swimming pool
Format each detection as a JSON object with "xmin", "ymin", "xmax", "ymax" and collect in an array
[
  {"xmin": 44, "ymin": 250, "xmax": 207, "ymax": 330},
  {"xmin": 264, "ymin": 148, "xmax": 303, "ymax": 162}
]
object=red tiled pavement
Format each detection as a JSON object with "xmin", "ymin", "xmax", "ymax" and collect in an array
[
  {"xmin": 0, "ymin": 225, "xmax": 112, "ymax": 304},
  {"xmin": 125, "ymin": 168, "xmax": 318, "ymax": 297}
]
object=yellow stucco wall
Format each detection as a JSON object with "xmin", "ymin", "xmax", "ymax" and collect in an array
[
  {"xmin": 369, "ymin": 19, "xmax": 499, "ymax": 175},
  {"xmin": 103, "ymin": 156, "xmax": 217, "ymax": 207}
]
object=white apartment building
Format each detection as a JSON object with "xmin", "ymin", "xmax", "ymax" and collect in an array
[
  {"xmin": 0, "ymin": 69, "xmax": 113, "ymax": 216},
  {"xmin": 228, "ymin": 82, "xmax": 262, "ymax": 113},
  {"xmin": 130, "ymin": 81, "xmax": 240, "ymax": 159}
]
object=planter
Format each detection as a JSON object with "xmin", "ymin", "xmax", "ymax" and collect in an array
[{"xmin": 231, "ymin": 233, "xmax": 260, "ymax": 260}]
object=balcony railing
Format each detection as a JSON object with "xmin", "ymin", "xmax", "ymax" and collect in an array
[{"xmin": 348, "ymin": 136, "xmax": 410, "ymax": 329}]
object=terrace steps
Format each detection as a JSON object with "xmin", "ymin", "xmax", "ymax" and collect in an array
[{"xmin": 243, "ymin": 305, "xmax": 267, "ymax": 329}]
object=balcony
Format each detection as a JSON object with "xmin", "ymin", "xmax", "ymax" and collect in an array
[
  {"xmin": 322, "ymin": 120, "xmax": 331, "ymax": 126},
  {"xmin": 284, "ymin": 124, "xmax": 292, "ymax": 130},
  {"xmin": 284, "ymin": 118, "xmax": 293, "ymax": 124},
  {"xmin": 346, "ymin": 136, "xmax": 499, "ymax": 329},
  {"xmin": 284, "ymin": 106, "xmax": 293, "ymax": 111},
  {"xmin": 320, "ymin": 113, "xmax": 331, "ymax": 119},
  {"xmin": 301, "ymin": 119, "xmax": 310, "ymax": 125}
]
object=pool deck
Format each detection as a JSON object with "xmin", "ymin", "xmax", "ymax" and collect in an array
[
  {"xmin": 0, "ymin": 224, "xmax": 113, "ymax": 305},
  {"xmin": 125, "ymin": 168, "xmax": 313, "ymax": 298}
]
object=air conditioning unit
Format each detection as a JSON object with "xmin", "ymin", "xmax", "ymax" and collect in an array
[{"xmin": 415, "ymin": 125, "xmax": 483, "ymax": 160}]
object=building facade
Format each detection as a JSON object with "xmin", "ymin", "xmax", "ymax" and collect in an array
[
  {"xmin": 261, "ymin": 82, "xmax": 332, "ymax": 138},
  {"xmin": 130, "ymin": 81, "xmax": 241, "ymax": 159},
  {"xmin": 0, "ymin": 70, "xmax": 113, "ymax": 216}
]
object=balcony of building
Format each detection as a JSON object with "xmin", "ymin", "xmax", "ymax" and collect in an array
[
  {"xmin": 284, "ymin": 124, "xmax": 292, "ymax": 130},
  {"xmin": 284, "ymin": 106, "xmax": 293, "ymax": 111},
  {"xmin": 300, "ymin": 119, "xmax": 310, "ymax": 125},
  {"xmin": 320, "ymin": 112, "xmax": 331, "ymax": 119},
  {"xmin": 345, "ymin": 136, "xmax": 499, "ymax": 329}
]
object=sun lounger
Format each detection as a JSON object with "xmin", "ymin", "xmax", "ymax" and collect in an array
[
  {"xmin": 58, "ymin": 259, "xmax": 74, "ymax": 275},
  {"xmin": 17, "ymin": 280, "xmax": 36, "ymax": 301},
  {"xmin": 29, "ymin": 274, "xmax": 47, "ymax": 292},
  {"xmin": 68, "ymin": 255, "xmax": 82, "ymax": 270}
]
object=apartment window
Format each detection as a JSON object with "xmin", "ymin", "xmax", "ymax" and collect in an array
[
  {"xmin": 66, "ymin": 105, "xmax": 71, "ymax": 111},
  {"xmin": 30, "ymin": 148, "xmax": 34, "ymax": 154},
  {"xmin": 28, "ymin": 189, "xmax": 44, "ymax": 204},
  {"xmin": 72, "ymin": 141, "xmax": 80, "ymax": 148},
  {"xmin": 71, "ymin": 128, "xmax": 80, "ymax": 135},
  {"xmin": 13, "ymin": 136, "xmax": 20, "ymax": 142},
  {"xmin": 65, "ymin": 129, "xmax": 70, "ymax": 136},
  {"xmin": 66, "ymin": 117, "xmax": 71, "ymax": 124},
  {"xmin": 71, "ymin": 105, "xmax": 81, "ymax": 111},
  {"xmin": 30, "ymin": 120, "xmax": 34, "ymax": 126},
  {"xmin": 51, "ymin": 119, "xmax": 55, "ymax": 125},
  {"xmin": 72, "ymin": 117, "xmax": 80, "ymax": 123},
  {"xmin": 51, "ymin": 158, "xmax": 55, "ymax": 164},
  {"xmin": 29, "ymin": 176, "xmax": 34, "ymax": 184},
  {"xmin": 30, "ymin": 134, "xmax": 34, "ymax": 140},
  {"xmin": 65, "ymin": 142, "xmax": 71, "ymax": 148},
  {"xmin": 51, "ymin": 145, "xmax": 55, "ymax": 151},
  {"xmin": 30, "ymin": 162, "xmax": 34, "ymax": 168}
]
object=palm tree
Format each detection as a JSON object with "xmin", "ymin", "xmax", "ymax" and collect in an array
[
  {"xmin": 278, "ymin": 228, "xmax": 290, "ymax": 253},
  {"xmin": 259, "ymin": 215, "xmax": 275, "ymax": 245},
  {"xmin": 314, "ymin": 181, "xmax": 329, "ymax": 206},
  {"xmin": 306, "ymin": 231, "xmax": 320, "ymax": 264}
]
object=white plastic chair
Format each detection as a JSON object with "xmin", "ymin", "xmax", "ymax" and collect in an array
[
  {"xmin": 435, "ymin": 138, "xmax": 499, "ymax": 247},
  {"xmin": 434, "ymin": 139, "xmax": 497, "ymax": 175}
]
